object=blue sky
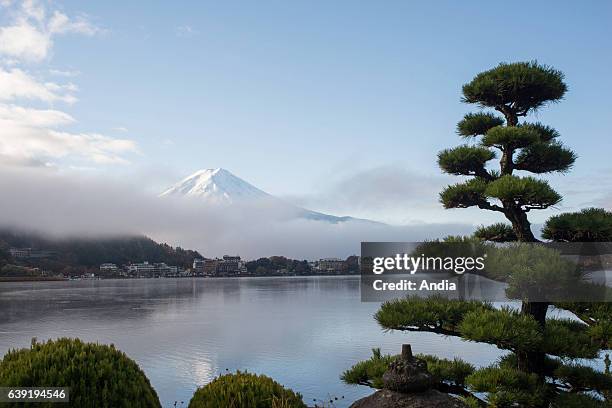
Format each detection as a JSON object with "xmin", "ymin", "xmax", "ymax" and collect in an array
[{"xmin": 1, "ymin": 0, "xmax": 611, "ymax": 225}]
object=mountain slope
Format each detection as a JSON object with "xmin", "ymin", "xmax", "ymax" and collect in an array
[
  {"xmin": 0, "ymin": 228, "xmax": 203, "ymax": 273},
  {"xmin": 160, "ymin": 168, "xmax": 270, "ymax": 204},
  {"xmin": 160, "ymin": 168, "xmax": 373, "ymax": 224}
]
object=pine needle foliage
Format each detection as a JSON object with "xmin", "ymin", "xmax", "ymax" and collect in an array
[
  {"xmin": 340, "ymin": 349, "xmax": 395, "ymax": 389},
  {"xmin": 374, "ymin": 295, "xmax": 492, "ymax": 336},
  {"xmin": 553, "ymin": 363, "xmax": 612, "ymax": 394},
  {"xmin": 551, "ymin": 393, "xmax": 609, "ymax": 408},
  {"xmin": 542, "ymin": 208, "xmax": 612, "ymax": 242},
  {"xmin": 518, "ymin": 122, "xmax": 560, "ymax": 142},
  {"xmin": 0, "ymin": 338, "xmax": 161, "ymax": 408},
  {"xmin": 482, "ymin": 126, "xmax": 540, "ymax": 149},
  {"xmin": 457, "ymin": 112, "xmax": 505, "ymax": 137},
  {"xmin": 474, "ymin": 223, "xmax": 517, "ymax": 242},
  {"xmin": 438, "ymin": 145, "xmax": 496, "ymax": 177},
  {"xmin": 461, "ymin": 61, "xmax": 567, "ymax": 114},
  {"xmin": 341, "ymin": 349, "xmax": 475, "ymax": 392},
  {"xmin": 440, "ymin": 178, "xmax": 488, "ymax": 209},
  {"xmin": 459, "ymin": 308, "xmax": 542, "ymax": 352},
  {"xmin": 418, "ymin": 354, "xmax": 475, "ymax": 387},
  {"xmin": 188, "ymin": 371, "xmax": 306, "ymax": 408},
  {"xmin": 484, "ymin": 175, "xmax": 561, "ymax": 210},
  {"xmin": 514, "ymin": 141, "xmax": 576, "ymax": 174},
  {"xmin": 484, "ymin": 243, "xmax": 581, "ymax": 298}
]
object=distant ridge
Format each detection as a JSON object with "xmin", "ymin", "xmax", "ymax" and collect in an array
[
  {"xmin": 160, "ymin": 168, "xmax": 380, "ymax": 224},
  {"xmin": 0, "ymin": 228, "xmax": 202, "ymax": 270}
]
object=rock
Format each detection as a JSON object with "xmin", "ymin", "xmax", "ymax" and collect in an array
[
  {"xmin": 382, "ymin": 345, "xmax": 433, "ymax": 393},
  {"xmin": 349, "ymin": 389, "xmax": 467, "ymax": 408}
]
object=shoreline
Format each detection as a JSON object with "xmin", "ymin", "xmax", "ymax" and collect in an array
[
  {"xmin": 0, "ymin": 276, "xmax": 69, "ymax": 282},
  {"xmin": 0, "ymin": 274, "xmax": 360, "ymax": 283}
]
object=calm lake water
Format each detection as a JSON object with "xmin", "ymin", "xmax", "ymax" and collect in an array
[{"xmin": 0, "ymin": 276, "xmax": 507, "ymax": 407}]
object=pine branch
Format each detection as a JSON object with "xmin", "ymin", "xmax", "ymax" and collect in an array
[
  {"xmin": 462, "ymin": 61, "xmax": 567, "ymax": 115},
  {"xmin": 474, "ymin": 223, "xmax": 517, "ymax": 242},
  {"xmin": 457, "ymin": 112, "xmax": 505, "ymax": 137},
  {"xmin": 515, "ymin": 141, "xmax": 576, "ymax": 174},
  {"xmin": 543, "ymin": 208, "xmax": 612, "ymax": 242},
  {"xmin": 553, "ymin": 363, "xmax": 612, "ymax": 394},
  {"xmin": 484, "ymin": 175, "xmax": 561, "ymax": 210},
  {"xmin": 440, "ymin": 178, "xmax": 504, "ymax": 212},
  {"xmin": 438, "ymin": 145, "xmax": 495, "ymax": 179},
  {"xmin": 375, "ymin": 296, "xmax": 492, "ymax": 336}
]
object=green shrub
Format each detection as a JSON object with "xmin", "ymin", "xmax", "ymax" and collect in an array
[
  {"xmin": 0, "ymin": 338, "xmax": 160, "ymax": 408},
  {"xmin": 542, "ymin": 207, "xmax": 612, "ymax": 242},
  {"xmin": 341, "ymin": 348, "xmax": 395, "ymax": 389},
  {"xmin": 189, "ymin": 371, "xmax": 306, "ymax": 408}
]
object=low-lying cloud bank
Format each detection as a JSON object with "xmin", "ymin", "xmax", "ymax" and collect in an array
[{"xmin": 0, "ymin": 167, "xmax": 474, "ymax": 259}]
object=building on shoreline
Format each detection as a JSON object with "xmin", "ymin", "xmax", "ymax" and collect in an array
[
  {"xmin": 191, "ymin": 256, "xmax": 248, "ymax": 277},
  {"xmin": 100, "ymin": 263, "xmax": 119, "ymax": 273},
  {"xmin": 192, "ymin": 258, "xmax": 205, "ymax": 275},
  {"xmin": 317, "ymin": 258, "xmax": 347, "ymax": 274},
  {"xmin": 125, "ymin": 262, "xmax": 179, "ymax": 277},
  {"xmin": 9, "ymin": 247, "xmax": 56, "ymax": 259},
  {"xmin": 98, "ymin": 255, "xmax": 360, "ymax": 279}
]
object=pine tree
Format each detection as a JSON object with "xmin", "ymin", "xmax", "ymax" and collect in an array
[{"xmin": 343, "ymin": 62, "xmax": 612, "ymax": 407}]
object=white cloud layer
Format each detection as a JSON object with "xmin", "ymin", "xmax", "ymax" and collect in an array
[
  {"xmin": 0, "ymin": 0, "xmax": 100, "ymax": 62},
  {"xmin": 286, "ymin": 166, "xmax": 461, "ymax": 224},
  {"xmin": 0, "ymin": 104, "xmax": 136, "ymax": 165},
  {"xmin": 0, "ymin": 67, "xmax": 77, "ymax": 103},
  {"xmin": 0, "ymin": 1, "xmax": 137, "ymax": 167},
  {"xmin": 0, "ymin": 167, "xmax": 475, "ymax": 259}
]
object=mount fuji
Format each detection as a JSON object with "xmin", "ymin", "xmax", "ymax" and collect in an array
[{"xmin": 160, "ymin": 168, "xmax": 370, "ymax": 224}]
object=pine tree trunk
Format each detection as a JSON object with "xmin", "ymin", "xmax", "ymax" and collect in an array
[
  {"xmin": 500, "ymin": 194, "xmax": 548, "ymax": 379},
  {"xmin": 520, "ymin": 301, "xmax": 549, "ymax": 378},
  {"xmin": 504, "ymin": 203, "xmax": 537, "ymax": 242},
  {"xmin": 513, "ymin": 223, "xmax": 548, "ymax": 381}
]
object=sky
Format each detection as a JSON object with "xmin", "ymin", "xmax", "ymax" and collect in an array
[{"xmin": 1, "ymin": 0, "xmax": 611, "ymax": 253}]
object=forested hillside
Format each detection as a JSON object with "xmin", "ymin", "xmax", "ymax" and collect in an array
[{"xmin": 0, "ymin": 228, "xmax": 202, "ymax": 276}]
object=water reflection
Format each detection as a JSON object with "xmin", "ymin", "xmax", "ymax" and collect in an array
[{"xmin": 0, "ymin": 276, "xmax": 503, "ymax": 407}]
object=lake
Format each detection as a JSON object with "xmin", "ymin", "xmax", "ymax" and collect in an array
[{"xmin": 0, "ymin": 276, "xmax": 506, "ymax": 407}]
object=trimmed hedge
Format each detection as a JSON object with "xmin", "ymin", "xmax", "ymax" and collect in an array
[
  {"xmin": 189, "ymin": 371, "xmax": 306, "ymax": 408},
  {"xmin": 0, "ymin": 338, "xmax": 160, "ymax": 408}
]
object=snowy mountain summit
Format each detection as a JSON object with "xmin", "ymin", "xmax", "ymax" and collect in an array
[
  {"xmin": 160, "ymin": 168, "xmax": 374, "ymax": 224},
  {"xmin": 160, "ymin": 168, "xmax": 270, "ymax": 204}
]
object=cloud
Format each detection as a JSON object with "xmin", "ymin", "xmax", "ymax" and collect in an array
[
  {"xmin": 0, "ymin": 71, "xmax": 136, "ymax": 165},
  {"xmin": 0, "ymin": 67, "xmax": 77, "ymax": 103},
  {"xmin": 0, "ymin": 1, "xmax": 136, "ymax": 167},
  {"xmin": 47, "ymin": 10, "xmax": 99, "ymax": 36},
  {"xmin": 175, "ymin": 25, "xmax": 197, "ymax": 37},
  {"xmin": 49, "ymin": 68, "xmax": 80, "ymax": 77},
  {"xmin": 0, "ymin": 111, "xmax": 137, "ymax": 165},
  {"xmin": 583, "ymin": 191, "xmax": 612, "ymax": 210},
  {"xmin": 286, "ymin": 165, "xmax": 456, "ymax": 224},
  {"xmin": 0, "ymin": 0, "xmax": 100, "ymax": 62},
  {"xmin": 0, "ymin": 168, "xmax": 474, "ymax": 259},
  {"xmin": 0, "ymin": 22, "xmax": 50, "ymax": 62},
  {"xmin": 0, "ymin": 67, "xmax": 136, "ymax": 165},
  {"xmin": 0, "ymin": 104, "xmax": 74, "ymax": 126}
]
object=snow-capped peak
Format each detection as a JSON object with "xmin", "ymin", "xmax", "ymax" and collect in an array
[
  {"xmin": 159, "ymin": 168, "xmax": 270, "ymax": 204},
  {"xmin": 160, "ymin": 167, "xmax": 378, "ymax": 224}
]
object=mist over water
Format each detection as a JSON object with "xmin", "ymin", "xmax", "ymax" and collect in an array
[
  {"xmin": 0, "ymin": 277, "xmax": 504, "ymax": 407},
  {"xmin": 0, "ymin": 167, "xmax": 473, "ymax": 259}
]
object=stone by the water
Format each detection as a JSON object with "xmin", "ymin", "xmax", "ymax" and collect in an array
[
  {"xmin": 382, "ymin": 355, "xmax": 433, "ymax": 393},
  {"xmin": 349, "ymin": 389, "xmax": 467, "ymax": 408}
]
